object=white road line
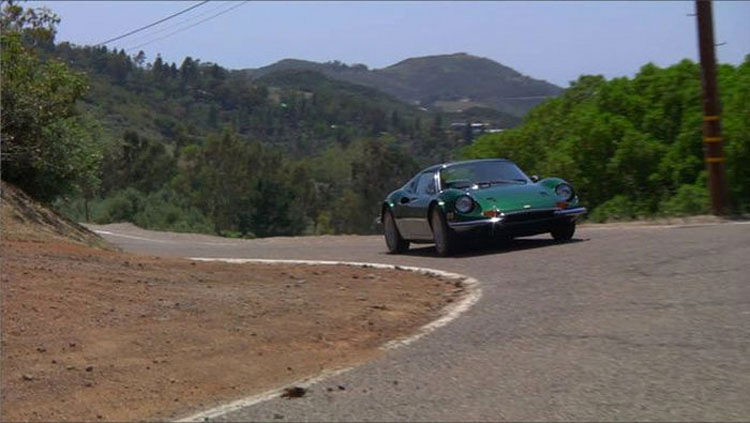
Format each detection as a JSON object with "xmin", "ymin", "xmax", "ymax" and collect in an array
[
  {"xmin": 176, "ymin": 365, "xmax": 357, "ymax": 423},
  {"xmin": 92, "ymin": 230, "xmax": 174, "ymax": 243},
  {"xmin": 175, "ymin": 258, "xmax": 482, "ymax": 422},
  {"xmin": 102, "ymin": 221, "xmax": 747, "ymax": 421},
  {"xmin": 92, "ymin": 230, "xmax": 236, "ymax": 246}
]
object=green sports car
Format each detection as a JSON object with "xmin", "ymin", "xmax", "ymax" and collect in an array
[{"xmin": 380, "ymin": 158, "xmax": 587, "ymax": 256}]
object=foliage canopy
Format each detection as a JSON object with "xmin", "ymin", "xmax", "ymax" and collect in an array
[
  {"xmin": 1, "ymin": 1, "xmax": 102, "ymax": 203},
  {"xmin": 464, "ymin": 59, "xmax": 750, "ymax": 220}
]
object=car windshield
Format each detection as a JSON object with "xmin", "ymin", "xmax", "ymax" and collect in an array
[{"xmin": 440, "ymin": 161, "xmax": 529, "ymax": 189}]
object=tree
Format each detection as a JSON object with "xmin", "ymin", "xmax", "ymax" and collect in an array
[
  {"xmin": 133, "ymin": 50, "xmax": 146, "ymax": 68},
  {"xmin": 99, "ymin": 131, "xmax": 175, "ymax": 195},
  {"xmin": 349, "ymin": 138, "xmax": 419, "ymax": 232},
  {"xmin": 430, "ymin": 113, "xmax": 443, "ymax": 137},
  {"xmin": 152, "ymin": 54, "xmax": 165, "ymax": 80},
  {"xmin": 107, "ymin": 48, "xmax": 132, "ymax": 85},
  {"xmin": 1, "ymin": 1, "xmax": 102, "ymax": 203},
  {"xmin": 207, "ymin": 105, "xmax": 219, "ymax": 128},
  {"xmin": 179, "ymin": 56, "xmax": 199, "ymax": 86},
  {"xmin": 464, "ymin": 61, "xmax": 750, "ymax": 219}
]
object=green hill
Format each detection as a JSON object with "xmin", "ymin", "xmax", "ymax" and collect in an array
[
  {"xmin": 243, "ymin": 53, "xmax": 562, "ymax": 118},
  {"xmin": 36, "ymin": 41, "xmax": 461, "ymax": 237}
]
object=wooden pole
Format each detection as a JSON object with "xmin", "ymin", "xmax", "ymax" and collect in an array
[{"xmin": 695, "ymin": 0, "xmax": 729, "ymax": 215}]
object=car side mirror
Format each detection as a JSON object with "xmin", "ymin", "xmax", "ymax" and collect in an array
[{"xmin": 530, "ymin": 175, "xmax": 539, "ymax": 182}]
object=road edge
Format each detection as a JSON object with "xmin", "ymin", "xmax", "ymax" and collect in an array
[{"xmin": 174, "ymin": 258, "xmax": 482, "ymax": 422}]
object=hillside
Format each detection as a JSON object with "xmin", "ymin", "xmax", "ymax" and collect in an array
[
  {"xmin": 60, "ymin": 48, "xmax": 431, "ymax": 160},
  {"xmin": 39, "ymin": 42, "xmax": 460, "ymax": 237},
  {"xmin": 2, "ymin": 3, "xmax": 533, "ymax": 239},
  {"xmin": 243, "ymin": 53, "xmax": 562, "ymax": 118},
  {"xmin": 1, "ymin": 182, "xmax": 111, "ymax": 248},
  {"xmin": 253, "ymin": 68, "xmax": 426, "ymax": 123}
]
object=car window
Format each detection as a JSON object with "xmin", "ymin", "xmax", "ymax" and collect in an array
[
  {"xmin": 416, "ymin": 173, "xmax": 436, "ymax": 195},
  {"xmin": 441, "ymin": 161, "xmax": 529, "ymax": 188},
  {"xmin": 405, "ymin": 175, "xmax": 419, "ymax": 193}
]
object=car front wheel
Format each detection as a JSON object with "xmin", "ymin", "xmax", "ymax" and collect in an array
[
  {"xmin": 431, "ymin": 208, "xmax": 454, "ymax": 257},
  {"xmin": 383, "ymin": 210, "xmax": 409, "ymax": 254},
  {"xmin": 551, "ymin": 221, "xmax": 576, "ymax": 242}
]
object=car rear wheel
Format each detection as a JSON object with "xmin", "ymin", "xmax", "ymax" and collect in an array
[
  {"xmin": 551, "ymin": 221, "xmax": 576, "ymax": 242},
  {"xmin": 430, "ymin": 208, "xmax": 454, "ymax": 257},
  {"xmin": 383, "ymin": 210, "xmax": 409, "ymax": 254}
]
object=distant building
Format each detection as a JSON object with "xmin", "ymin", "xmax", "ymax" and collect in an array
[
  {"xmin": 449, "ymin": 122, "xmax": 505, "ymax": 141},
  {"xmin": 449, "ymin": 122, "xmax": 491, "ymax": 135}
]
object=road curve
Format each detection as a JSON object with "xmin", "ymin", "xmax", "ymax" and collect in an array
[{"xmin": 89, "ymin": 222, "xmax": 750, "ymax": 421}]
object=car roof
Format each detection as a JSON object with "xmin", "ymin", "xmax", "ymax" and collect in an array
[{"xmin": 421, "ymin": 158, "xmax": 511, "ymax": 173}]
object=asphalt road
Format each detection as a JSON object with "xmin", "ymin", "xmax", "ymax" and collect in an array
[{"xmin": 89, "ymin": 222, "xmax": 750, "ymax": 422}]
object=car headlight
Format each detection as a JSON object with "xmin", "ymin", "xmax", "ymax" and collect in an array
[
  {"xmin": 455, "ymin": 195, "xmax": 474, "ymax": 213},
  {"xmin": 555, "ymin": 183, "xmax": 574, "ymax": 201}
]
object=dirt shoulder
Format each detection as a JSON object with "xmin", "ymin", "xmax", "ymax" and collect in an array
[
  {"xmin": 1, "ymin": 237, "xmax": 463, "ymax": 422},
  {"xmin": 1, "ymin": 182, "xmax": 112, "ymax": 249}
]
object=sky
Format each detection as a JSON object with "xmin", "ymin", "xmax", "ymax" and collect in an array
[{"xmin": 29, "ymin": 1, "xmax": 750, "ymax": 87}]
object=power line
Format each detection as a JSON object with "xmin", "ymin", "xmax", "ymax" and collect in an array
[
  {"xmin": 96, "ymin": 1, "xmax": 210, "ymax": 47},
  {"xmin": 125, "ymin": 1, "xmax": 234, "ymax": 47},
  {"xmin": 126, "ymin": 1, "xmax": 249, "ymax": 52}
]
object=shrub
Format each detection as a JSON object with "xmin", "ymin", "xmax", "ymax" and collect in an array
[{"xmin": 659, "ymin": 183, "xmax": 709, "ymax": 217}]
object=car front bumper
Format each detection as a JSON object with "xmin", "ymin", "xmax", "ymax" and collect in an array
[{"xmin": 447, "ymin": 207, "xmax": 587, "ymax": 237}]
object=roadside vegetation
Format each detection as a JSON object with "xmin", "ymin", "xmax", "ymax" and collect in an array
[
  {"xmin": 464, "ymin": 59, "xmax": 750, "ymax": 221},
  {"xmin": 2, "ymin": 3, "xmax": 457, "ymax": 237},
  {"xmin": 2, "ymin": 3, "xmax": 747, "ymax": 236},
  {"xmin": 0, "ymin": 3, "xmax": 102, "ymax": 204}
]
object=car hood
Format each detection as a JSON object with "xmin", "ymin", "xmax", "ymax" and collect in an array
[{"xmin": 469, "ymin": 184, "xmax": 557, "ymax": 213}]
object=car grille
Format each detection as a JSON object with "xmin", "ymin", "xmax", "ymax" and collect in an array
[{"xmin": 502, "ymin": 209, "xmax": 556, "ymax": 223}]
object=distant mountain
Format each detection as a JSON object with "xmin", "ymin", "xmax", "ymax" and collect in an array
[
  {"xmin": 254, "ymin": 67, "xmax": 521, "ymax": 129},
  {"xmin": 254, "ymin": 67, "xmax": 414, "ymax": 114},
  {"xmin": 241, "ymin": 53, "xmax": 562, "ymax": 118}
]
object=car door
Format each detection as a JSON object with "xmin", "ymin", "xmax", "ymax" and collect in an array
[
  {"xmin": 401, "ymin": 172, "xmax": 437, "ymax": 240},
  {"xmin": 391, "ymin": 175, "xmax": 419, "ymax": 239}
]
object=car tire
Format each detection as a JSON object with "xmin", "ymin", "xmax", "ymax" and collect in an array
[
  {"xmin": 383, "ymin": 210, "xmax": 409, "ymax": 254},
  {"xmin": 493, "ymin": 233, "xmax": 513, "ymax": 249},
  {"xmin": 430, "ymin": 207, "xmax": 454, "ymax": 257},
  {"xmin": 551, "ymin": 221, "xmax": 576, "ymax": 242}
]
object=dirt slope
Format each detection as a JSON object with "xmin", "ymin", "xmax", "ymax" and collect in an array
[
  {"xmin": 1, "ymin": 182, "xmax": 110, "ymax": 248},
  {"xmin": 1, "ymin": 184, "xmax": 462, "ymax": 422}
]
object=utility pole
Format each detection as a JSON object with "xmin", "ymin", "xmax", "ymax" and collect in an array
[{"xmin": 695, "ymin": 0, "xmax": 729, "ymax": 215}]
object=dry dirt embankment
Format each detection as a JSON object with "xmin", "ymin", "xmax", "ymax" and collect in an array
[{"xmin": 1, "ymin": 183, "xmax": 464, "ymax": 422}]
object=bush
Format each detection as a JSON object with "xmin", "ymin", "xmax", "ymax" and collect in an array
[
  {"xmin": 659, "ymin": 183, "xmax": 709, "ymax": 217},
  {"xmin": 56, "ymin": 187, "xmax": 213, "ymax": 234},
  {"xmin": 93, "ymin": 188, "xmax": 145, "ymax": 223},
  {"xmin": 132, "ymin": 192, "xmax": 213, "ymax": 234},
  {"xmin": 588, "ymin": 195, "xmax": 651, "ymax": 223}
]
